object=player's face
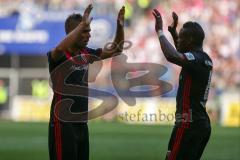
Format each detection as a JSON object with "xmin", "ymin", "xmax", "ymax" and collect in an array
[
  {"xmin": 77, "ymin": 26, "xmax": 91, "ymax": 48},
  {"xmin": 71, "ymin": 20, "xmax": 91, "ymax": 49},
  {"xmin": 177, "ymin": 28, "xmax": 191, "ymax": 53}
]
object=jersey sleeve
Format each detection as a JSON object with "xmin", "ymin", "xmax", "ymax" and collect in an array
[
  {"xmin": 182, "ymin": 52, "xmax": 212, "ymax": 72},
  {"xmin": 47, "ymin": 51, "xmax": 66, "ymax": 72},
  {"xmin": 47, "ymin": 51, "xmax": 56, "ymax": 72}
]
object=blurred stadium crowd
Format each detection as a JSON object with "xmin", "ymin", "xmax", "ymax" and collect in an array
[
  {"xmin": 0, "ymin": 0, "xmax": 239, "ymax": 112},
  {"xmin": 123, "ymin": 0, "xmax": 240, "ymax": 101}
]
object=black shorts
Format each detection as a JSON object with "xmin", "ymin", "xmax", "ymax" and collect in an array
[
  {"xmin": 165, "ymin": 124, "xmax": 211, "ymax": 160},
  {"xmin": 48, "ymin": 122, "xmax": 89, "ymax": 160}
]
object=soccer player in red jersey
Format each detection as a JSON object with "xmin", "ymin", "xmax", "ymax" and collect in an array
[
  {"xmin": 153, "ymin": 9, "xmax": 212, "ymax": 160},
  {"xmin": 47, "ymin": 4, "xmax": 125, "ymax": 160}
]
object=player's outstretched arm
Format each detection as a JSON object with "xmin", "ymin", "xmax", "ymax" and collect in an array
[
  {"xmin": 100, "ymin": 6, "xmax": 125, "ymax": 59},
  {"xmin": 50, "ymin": 4, "xmax": 93, "ymax": 62},
  {"xmin": 152, "ymin": 9, "xmax": 184, "ymax": 66},
  {"xmin": 168, "ymin": 12, "xmax": 178, "ymax": 48}
]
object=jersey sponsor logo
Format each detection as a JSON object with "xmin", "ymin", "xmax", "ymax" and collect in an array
[
  {"xmin": 71, "ymin": 64, "xmax": 88, "ymax": 71},
  {"xmin": 184, "ymin": 52, "xmax": 195, "ymax": 61}
]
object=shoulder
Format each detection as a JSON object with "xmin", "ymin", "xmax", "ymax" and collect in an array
[
  {"xmin": 184, "ymin": 51, "xmax": 212, "ymax": 64},
  {"xmin": 47, "ymin": 50, "xmax": 66, "ymax": 62},
  {"xmin": 202, "ymin": 51, "xmax": 213, "ymax": 69},
  {"xmin": 47, "ymin": 50, "xmax": 67, "ymax": 71},
  {"xmin": 182, "ymin": 51, "xmax": 213, "ymax": 71},
  {"xmin": 47, "ymin": 50, "xmax": 54, "ymax": 63}
]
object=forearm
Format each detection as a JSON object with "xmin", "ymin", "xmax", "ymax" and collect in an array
[
  {"xmin": 101, "ymin": 24, "xmax": 124, "ymax": 59},
  {"xmin": 158, "ymin": 34, "xmax": 183, "ymax": 63},
  {"xmin": 169, "ymin": 29, "xmax": 178, "ymax": 48},
  {"xmin": 171, "ymin": 31, "xmax": 178, "ymax": 48},
  {"xmin": 113, "ymin": 24, "xmax": 124, "ymax": 54}
]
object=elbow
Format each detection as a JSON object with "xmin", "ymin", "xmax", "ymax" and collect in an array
[
  {"xmin": 165, "ymin": 54, "xmax": 172, "ymax": 62},
  {"xmin": 163, "ymin": 50, "xmax": 179, "ymax": 63},
  {"xmin": 166, "ymin": 57, "xmax": 171, "ymax": 62},
  {"xmin": 166, "ymin": 56, "xmax": 175, "ymax": 63}
]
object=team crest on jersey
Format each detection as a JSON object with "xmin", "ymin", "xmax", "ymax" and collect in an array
[{"xmin": 184, "ymin": 52, "xmax": 195, "ymax": 61}]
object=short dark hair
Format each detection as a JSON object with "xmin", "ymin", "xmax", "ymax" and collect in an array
[
  {"xmin": 182, "ymin": 21, "xmax": 205, "ymax": 47},
  {"xmin": 65, "ymin": 13, "xmax": 82, "ymax": 34}
]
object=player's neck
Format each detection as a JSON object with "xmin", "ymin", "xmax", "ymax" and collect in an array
[
  {"xmin": 190, "ymin": 46, "xmax": 203, "ymax": 52},
  {"xmin": 68, "ymin": 47, "xmax": 84, "ymax": 56}
]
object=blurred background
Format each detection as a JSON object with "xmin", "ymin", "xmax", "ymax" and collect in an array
[{"xmin": 0, "ymin": 0, "xmax": 239, "ymax": 160}]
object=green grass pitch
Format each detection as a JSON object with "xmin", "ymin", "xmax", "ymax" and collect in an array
[{"xmin": 0, "ymin": 121, "xmax": 239, "ymax": 160}]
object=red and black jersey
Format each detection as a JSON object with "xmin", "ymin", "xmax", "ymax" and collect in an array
[
  {"xmin": 47, "ymin": 47, "xmax": 102, "ymax": 123},
  {"xmin": 175, "ymin": 50, "xmax": 213, "ymax": 128}
]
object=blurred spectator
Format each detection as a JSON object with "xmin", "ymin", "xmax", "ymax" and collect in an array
[{"xmin": 0, "ymin": 80, "xmax": 8, "ymax": 111}]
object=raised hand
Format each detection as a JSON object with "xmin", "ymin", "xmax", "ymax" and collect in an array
[
  {"xmin": 117, "ymin": 6, "xmax": 125, "ymax": 27},
  {"xmin": 82, "ymin": 4, "xmax": 93, "ymax": 26},
  {"xmin": 168, "ymin": 12, "xmax": 178, "ymax": 34},
  {"xmin": 168, "ymin": 12, "xmax": 178, "ymax": 48},
  {"xmin": 152, "ymin": 9, "xmax": 163, "ymax": 32}
]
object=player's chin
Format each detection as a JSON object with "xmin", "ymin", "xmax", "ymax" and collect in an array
[
  {"xmin": 82, "ymin": 43, "xmax": 87, "ymax": 48},
  {"xmin": 83, "ymin": 41, "xmax": 89, "ymax": 46},
  {"xmin": 78, "ymin": 42, "xmax": 88, "ymax": 49}
]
